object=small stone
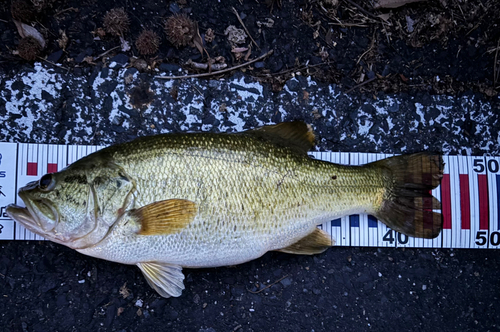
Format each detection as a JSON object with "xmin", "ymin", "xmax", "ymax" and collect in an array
[
  {"xmin": 285, "ymin": 79, "xmax": 300, "ymax": 92},
  {"xmin": 254, "ymin": 62, "xmax": 265, "ymax": 69},
  {"xmin": 47, "ymin": 50, "xmax": 64, "ymax": 63},
  {"xmin": 280, "ymin": 277, "xmax": 292, "ymax": 288},
  {"xmin": 169, "ymin": 2, "xmax": 180, "ymax": 14},
  {"xmin": 110, "ymin": 54, "xmax": 129, "ymax": 68}
]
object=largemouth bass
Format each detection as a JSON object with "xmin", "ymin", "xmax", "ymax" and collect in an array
[{"xmin": 6, "ymin": 122, "xmax": 443, "ymax": 298}]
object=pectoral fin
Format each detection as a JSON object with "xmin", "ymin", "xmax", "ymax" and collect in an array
[
  {"xmin": 276, "ymin": 228, "xmax": 333, "ymax": 255},
  {"xmin": 137, "ymin": 262, "xmax": 185, "ymax": 298},
  {"xmin": 134, "ymin": 199, "xmax": 197, "ymax": 235}
]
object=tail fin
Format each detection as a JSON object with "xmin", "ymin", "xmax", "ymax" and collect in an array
[{"xmin": 371, "ymin": 153, "xmax": 444, "ymax": 239}]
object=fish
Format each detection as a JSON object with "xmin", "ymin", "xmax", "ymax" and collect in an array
[{"xmin": 6, "ymin": 122, "xmax": 444, "ymax": 298}]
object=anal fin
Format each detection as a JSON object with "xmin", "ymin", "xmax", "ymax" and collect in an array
[
  {"xmin": 276, "ymin": 228, "xmax": 333, "ymax": 255},
  {"xmin": 137, "ymin": 262, "xmax": 185, "ymax": 298}
]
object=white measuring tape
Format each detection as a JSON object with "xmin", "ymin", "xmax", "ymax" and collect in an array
[{"xmin": 0, "ymin": 143, "xmax": 499, "ymax": 249}]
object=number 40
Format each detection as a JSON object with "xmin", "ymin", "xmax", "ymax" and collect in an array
[{"xmin": 382, "ymin": 230, "xmax": 409, "ymax": 244}]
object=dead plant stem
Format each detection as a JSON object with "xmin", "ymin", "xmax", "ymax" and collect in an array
[
  {"xmin": 247, "ymin": 275, "xmax": 289, "ymax": 294},
  {"xmin": 346, "ymin": 77, "xmax": 377, "ymax": 93},
  {"xmin": 155, "ymin": 50, "xmax": 273, "ymax": 80},
  {"xmin": 231, "ymin": 7, "xmax": 260, "ymax": 51}
]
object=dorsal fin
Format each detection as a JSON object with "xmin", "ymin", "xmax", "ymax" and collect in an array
[{"xmin": 245, "ymin": 121, "xmax": 315, "ymax": 154}]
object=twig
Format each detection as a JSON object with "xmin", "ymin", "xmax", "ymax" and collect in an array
[
  {"xmin": 187, "ymin": 59, "xmax": 227, "ymax": 71},
  {"xmin": 380, "ymin": 19, "xmax": 391, "ymax": 46},
  {"xmin": 346, "ymin": 76, "xmax": 377, "ymax": 93},
  {"xmin": 55, "ymin": 7, "xmax": 79, "ymax": 17},
  {"xmin": 155, "ymin": 50, "xmax": 273, "ymax": 80},
  {"xmin": 94, "ymin": 46, "xmax": 120, "ymax": 61},
  {"xmin": 260, "ymin": 60, "xmax": 334, "ymax": 77},
  {"xmin": 0, "ymin": 19, "xmax": 8, "ymax": 23},
  {"xmin": 39, "ymin": 57, "xmax": 70, "ymax": 72},
  {"xmin": 231, "ymin": 7, "xmax": 260, "ymax": 50},
  {"xmin": 328, "ymin": 22, "xmax": 370, "ymax": 27},
  {"xmin": 494, "ymin": 38, "xmax": 500, "ymax": 85},
  {"xmin": 247, "ymin": 275, "xmax": 289, "ymax": 294},
  {"xmin": 356, "ymin": 29, "xmax": 376, "ymax": 64},
  {"xmin": 343, "ymin": 0, "xmax": 379, "ymax": 20}
]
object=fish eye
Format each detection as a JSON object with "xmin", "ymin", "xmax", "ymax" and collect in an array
[{"xmin": 39, "ymin": 174, "xmax": 55, "ymax": 191}]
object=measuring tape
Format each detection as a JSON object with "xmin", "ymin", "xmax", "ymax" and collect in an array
[{"xmin": 0, "ymin": 142, "xmax": 499, "ymax": 249}]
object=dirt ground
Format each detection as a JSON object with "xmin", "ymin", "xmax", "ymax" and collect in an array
[{"xmin": 1, "ymin": 0, "xmax": 499, "ymax": 96}]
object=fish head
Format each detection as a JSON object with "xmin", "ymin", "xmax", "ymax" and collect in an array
[{"xmin": 6, "ymin": 161, "xmax": 136, "ymax": 249}]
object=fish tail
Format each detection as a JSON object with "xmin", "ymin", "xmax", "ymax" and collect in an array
[{"xmin": 370, "ymin": 153, "xmax": 444, "ymax": 239}]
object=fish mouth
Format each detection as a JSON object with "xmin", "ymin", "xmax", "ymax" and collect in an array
[
  {"xmin": 6, "ymin": 197, "xmax": 58, "ymax": 235},
  {"xmin": 5, "ymin": 204, "xmax": 42, "ymax": 235}
]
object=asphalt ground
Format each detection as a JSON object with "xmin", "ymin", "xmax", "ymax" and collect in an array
[{"xmin": 0, "ymin": 62, "xmax": 499, "ymax": 331}]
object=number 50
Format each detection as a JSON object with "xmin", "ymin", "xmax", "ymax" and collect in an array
[{"xmin": 475, "ymin": 231, "xmax": 500, "ymax": 246}]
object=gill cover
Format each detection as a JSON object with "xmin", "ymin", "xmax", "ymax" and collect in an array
[{"xmin": 68, "ymin": 162, "xmax": 137, "ymax": 248}]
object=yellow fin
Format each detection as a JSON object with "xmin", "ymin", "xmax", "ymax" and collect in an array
[
  {"xmin": 137, "ymin": 262, "xmax": 185, "ymax": 298},
  {"xmin": 276, "ymin": 228, "xmax": 333, "ymax": 255},
  {"xmin": 135, "ymin": 199, "xmax": 197, "ymax": 235},
  {"xmin": 245, "ymin": 121, "xmax": 315, "ymax": 154}
]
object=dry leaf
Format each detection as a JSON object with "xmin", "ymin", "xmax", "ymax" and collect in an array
[
  {"xmin": 204, "ymin": 28, "xmax": 214, "ymax": 43},
  {"xmin": 58, "ymin": 30, "xmax": 68, "ymax": 50},
  {"xmin": 119, "ymin": 283, "xmax": 130, "ymax": 299},
  {"xmin": 14, "ymin": 20, "xmax": 46, "ymax": 49},
  {"xmin": 119, "ymin": 36, "xmax": 131, "ymax": 52},
  {"xmin": 192, "ymin": 21, "xmax": 206, "ymax": 57}
]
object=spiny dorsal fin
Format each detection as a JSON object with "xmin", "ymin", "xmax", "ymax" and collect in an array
[
  {"xmin": 134, "ymin": 199, "xmax": 197, "ymax": 235},
  {"xmin": 137, "ymin": 262, "xmax": 185, "ymax": 298},
  {"xmin": 276, "ymin": 228, "xmax": 333, "ymax": 255},
  {"xmin": 245, "ymin": 121, "xmax": 315, "ymax": 154}
]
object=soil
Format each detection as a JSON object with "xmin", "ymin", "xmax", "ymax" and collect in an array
[{"xmin": 1, "ymin": 0, "xmax": 499, "ymax": 96}]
